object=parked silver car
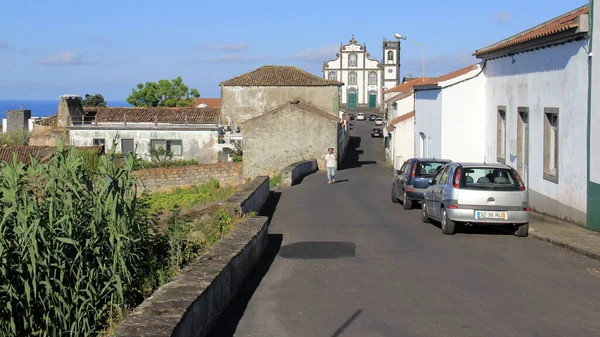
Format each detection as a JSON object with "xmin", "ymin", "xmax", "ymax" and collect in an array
[{"xmin": 421, "ymin": 162, "xmax": 530, "ymax": 237}]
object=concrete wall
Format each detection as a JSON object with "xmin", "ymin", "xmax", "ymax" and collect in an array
[
  {"xmin": 132, "ymin": 162, "xmax": 244, "ymax": 194},
  {"xmin": 114, "ymin": 176, "xmax": 271, "ymax": 337},
  {"xmin": 440, "ymin": 67, "xmax": 486, "ymax": 162},
  {"xmin": 6, "ymin": 109, "xmax": 31, "ymax": 132},
  {"xmin": 590, "ymin": 0, "xmax": 600, "ymax": 231},
  {"xmin": 281, "ymin": 159, "xmax": 318, "ymax": 186},
  {"xmin": 391, "ymin": 116, "xmax": 415, "ymax": 170},
  {"xmin": 484, "ymin": 40, "xmax": 588, "ymax": 224},
  {"xmin": 225, "ymin": 176, "xmax": 270, "ymax": 216},
  {"xmin": 242, "ymin": 104, "xmax": 339, "ymax": 178},
  {"xmin": 414, "ymin": 89, "xmax": 442, "ymax": 158},
  {"xmin": 70, "ymin": 128, "xmax": 219, "ymax": 163},
  {"xmin": 222, "ymin": 86, "xmax": 340, "ymax": 127}
]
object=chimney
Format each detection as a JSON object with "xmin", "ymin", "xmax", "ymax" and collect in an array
[{"xmin": 57, "ymin": 94, "xmax": 83, "ymax": 127}]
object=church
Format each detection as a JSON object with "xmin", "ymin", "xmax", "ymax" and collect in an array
[{"xmin": 322, "ymin": 35, "xmax": 400, "ymax": 109}]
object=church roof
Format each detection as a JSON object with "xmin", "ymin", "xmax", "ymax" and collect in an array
[{"xmin": 220, "ymin": 65, "xmax": 343, "ymax": 87}]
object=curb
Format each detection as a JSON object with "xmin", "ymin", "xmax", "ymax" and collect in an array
[{"xmin": 529, "ymin": 228, "xmax": 600, "ymax": 262}]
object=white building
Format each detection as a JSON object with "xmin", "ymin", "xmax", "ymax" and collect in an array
[
  {"xmin": 413, "ymin": 64, "xmax": 485, "ymax": 161},
  {"xmin": 590, "ymin": 0, "xmax": 600, "ymax": 231},
  {"xmin": 474, "ymin": 4, "xmax": 589, "ymax": 225},
  {"xmin": 322, "ymin": 35, "xmax": 398, "ymax": 109},
  {"xmin": 68, "ymin": 106, "xmax": 227, "ymax": 164},
  {"xmin": 382, "ymin": 78, "xmax": 425, "ymax": 169}
]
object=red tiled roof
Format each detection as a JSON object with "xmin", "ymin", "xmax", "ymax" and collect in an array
[
  {"xmin": 474, "ymin": 5, "xmax": 589, "ymax": 57},
  {"xmin": 221, "ymin": 65, "xmax": 344, "ymax": 87},
  {"xmin": 244, "ymin": 99, "xmax": 339, "ymax": 124},
  {"xmin": 386, "ymin": 111, "xmax": 415, "ymax": 133},
  {"xmin": 190, "ymin": 98, "xmax": 221, "ymax": 108},
  {"xmin": 0, "ymin": 145, "xmax": 102, "ymax": 165},
  {"xmin": 81, "ymin": 107, "xmax": 221, "ymax": 124},
  {"xmin": 383, "ymin": 78, "xmax": 433, "ymax": 94},
  {"xmin": 413, "ymin": 64, "xmax": 481, "ymax": 87}
]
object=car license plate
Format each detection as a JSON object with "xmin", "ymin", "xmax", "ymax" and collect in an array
[{"xmin": 475, "ymin": 211, "xmax": 507, "ymax": 220}]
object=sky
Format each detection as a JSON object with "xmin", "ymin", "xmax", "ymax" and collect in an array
[{"xmin": 0, "ymin": 0, "xmax": 588, "ymax": 101}]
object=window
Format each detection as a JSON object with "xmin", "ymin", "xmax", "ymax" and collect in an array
[
  {"xmin": 349, "ymin": 53, "xmax": 357, "ymax": 66},
  {"xmin": 543, "ymin": 108, "xmax": 559, "ymax": 183},
  {"xmin": 387, "ymin": 51, "xmax": 394, "ymax": 61},
  {"xmin": 435, "ymin": 165, "xmax": 451, "ymax": 184},
  {"xmin": 150, "ymin": 139, "xmax": 183, "ymax": 156},
  {"xmin": 93, "ymin": 138, "xmax": 105, "ymax": 153},
  {"xmin": 416, "ymin": 161, "xmax": 448, "ymax": 176},
  {"xmin": 121, "ymin": 139, "xmax": 135, "ymax": 154},
  {"xmin": 460, "ymin": 167, "xmax": 521, "ymax": 191},
  {"xmin": 328, "ymin": 72, "xmax": 337, "ymax": 81},
  {"xmin": 348, "ymin": 72, "xmax": 357, "ymax": 85},
  {"xmin": 368, "ymin": 71, "xmax": 377, "ymax": 85},
  {"xmin": 497, "ymin": 106, "xmax": 506, "ymax": 163}
]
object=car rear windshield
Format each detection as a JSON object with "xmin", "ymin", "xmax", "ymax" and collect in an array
[
  {"xmin": 461, "ymin": 167, "xmax": 520, "ymax": 191},
  {"xmin": 415, "ymin": 161, "xmax": 447, "ymax": 176}
]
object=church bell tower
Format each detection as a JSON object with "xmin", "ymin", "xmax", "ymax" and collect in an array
[{"xmin": 382, "ymin": 39, "xmax": 400, "ymax": 89}]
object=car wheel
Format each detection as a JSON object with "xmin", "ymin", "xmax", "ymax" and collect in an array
[
  {"xmin": 421, "ymin": 202, "xmax": 430, "ymax": 223},
  {"xmin": 402, "ymin": 192, "xmax": 413, "ymax": 210},
  {"xmin": 515, "ymin": 223, "xmax": 529, "ymax": 237},
  {"xmin": 391, "ymin": 186, "xmax": 399, "ymax": 203},
  {"xmin": 441, "ymin": 208, "xmax": 456, "ymax": 235}
]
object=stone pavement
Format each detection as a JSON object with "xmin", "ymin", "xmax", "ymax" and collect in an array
[{"xmin": 530, "ymin": 212, "xmax": 600, "ymax": 261}]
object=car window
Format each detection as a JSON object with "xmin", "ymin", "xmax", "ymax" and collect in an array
[
  {"xmin": 438, "ymin": 166, "xmax": 451, "ymax": 184},
  {"xmin": 399, "ymin": 161, "xmax": 409, "ymax": 174},
  {"xmin": 432, "ymin": 167, "xmax": 444, "ymax": 183},
  {"xmin": 461, "ymin": 167, "xmax": 521, "ymax": 191},
  {"xmin": 415, "ymin": 161, "xmax": 448, "ymax": 176}
]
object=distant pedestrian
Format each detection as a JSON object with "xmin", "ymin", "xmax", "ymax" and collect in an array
[{"xmin": 324, "ymin": 147, "xmax": 337, "ymax": 184}]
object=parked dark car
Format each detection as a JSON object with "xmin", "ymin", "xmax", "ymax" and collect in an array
[
  {"xmin": 369, "ymin": 114, "xmax": 378, "ymax": 121},
  {"xmin": 348, "ymin": 113, "xmax": 355, "ymax": 120},
  {"xmin": 371, "ymin": 127, "xmax": 383, "ymax": 138},
  {"xmin": 392, "ymin": 158, "xmax": 452, "ymax": 209}
]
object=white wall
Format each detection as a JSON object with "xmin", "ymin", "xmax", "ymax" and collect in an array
[
  {"xmin": 70, "ymin": 127, "xmax": 219, "ymax": 164},
  {"xmin": 414, "ymin": 89, "xmax": 442, "ymax": 158},
  {"xmin": 440, "ymin": 67, "xmax": 486, "ymax": 162},
  {"xmin": 484, "ymin": 40, "xmax": 588, "ymax": 217},
  {"xmin": 392, "ymin": 117, "xmax": 415, "ymax": 169},
  {"xmin": 591, "ymin": 3, "xmax": 600, "ymax": 184}
]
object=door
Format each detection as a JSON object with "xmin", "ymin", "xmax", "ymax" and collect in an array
[
  {"xmin": 348, "ymin": 93, "xmax": 357, "ymax": 108},
  {"xmin": 517, "ymin": 109, "xmax": 529, "ymax": 186},
  {"xmin": 430, "ymin": 166, "xmax": 451, "ymax": 218},
  {"xmin": 368, "ymin": 93, "xmax": 377, "ymax": 108}
]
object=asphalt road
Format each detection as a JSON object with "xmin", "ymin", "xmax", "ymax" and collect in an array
[{"xmin": 208, "ymin": 120, "xmax": 600, "ymax": 337}]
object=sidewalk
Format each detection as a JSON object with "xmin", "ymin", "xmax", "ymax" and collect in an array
[{"xmin": 529, "ymin": 212, "xmax": 600, "ymax": 261}]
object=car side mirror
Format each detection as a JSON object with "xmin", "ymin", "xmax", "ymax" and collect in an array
[
  {"xmin": 396, "ymin": 170, "xmax": 402, "ymax": 175},
  {"xmin": 430, "ymin": 179, "xmax": 436, "ymax": 185}
]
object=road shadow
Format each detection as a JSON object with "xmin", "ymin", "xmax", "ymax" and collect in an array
[
  {"xmin": 338, "ymin": 136, "xmax": 377, "ymax": 171},
  {"xmin": 206, "ymin": 193, "xmax": 283, "ymax": 337},
  {"xmin": 331, "ymin": 309, "xmax": 363, "ymax": 337},
  {"xmin": 332, "ymin": 179, "xmax": 349, "ymax": 184}
]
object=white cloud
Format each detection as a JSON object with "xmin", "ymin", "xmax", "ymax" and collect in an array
[
  {"xmin": 493, "ymin": 11, "xmax": 511, "ymax": 24},
  {"xmin": 205, "ymin": 44, "xmax": 249, "ymax": 52},
  {"xmin": 289, "ymin": 45, "xmax": 339, "ymax": 62},
  {"xmin": 183, "ymin": 55, "xmax": 267, "ymax": 63},
  {"xmin": 36, "ymin": 52, "xmax": 95, "ymax": 65},
  {"xmin": 402, "ymin": 52, "xmax": 477, "ymax": 78}
]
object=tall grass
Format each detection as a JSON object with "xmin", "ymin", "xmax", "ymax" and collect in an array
[{"xmin": 0, "ymin": 140, "xmax": 150, "ymax": 336}]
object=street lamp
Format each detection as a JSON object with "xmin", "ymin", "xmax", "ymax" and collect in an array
[{"xmin": 394, "ymin": 33, "xmax": 425, "ymax": 82}]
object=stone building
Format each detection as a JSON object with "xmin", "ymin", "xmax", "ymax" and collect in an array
[
  {"xmin": 220, "ymin": 65, "xmax": 343, "ymax": 130},
  {"xmin": 242, "ymin": 99, "xmax": 343, "ymax": 178},
  {"xmin": 322, "ymin": 35, "xmax": 400, "ymax": 109}
]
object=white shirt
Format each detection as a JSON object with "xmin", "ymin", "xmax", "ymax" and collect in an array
[{"xmin": 325, "ymin": 153, "xmax": 337, "ymax": 167}]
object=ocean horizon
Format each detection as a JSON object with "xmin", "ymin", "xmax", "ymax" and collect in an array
[{"xmin": 0, "ymin": 99, "xmax": 132, "ymax": 120}]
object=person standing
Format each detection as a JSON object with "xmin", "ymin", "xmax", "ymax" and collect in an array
[{"xmin": 324, "ymin": 147, "xmax": 337, "ymax": 184}]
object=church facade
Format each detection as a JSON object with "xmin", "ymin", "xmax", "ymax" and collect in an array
[{"xmin": 322, "ymin": 35, "xmax": 400, "ymax": 109}]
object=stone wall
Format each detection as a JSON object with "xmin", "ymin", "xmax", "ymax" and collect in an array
[
  {"xmin": 282, "ymin": 160, "xmax": 318, "ymax": 187},
  {"xmin": 133, "ymin": 163, "xmax": 245, "ymax": 193},
  {"xmin": 114, "ymin": 176, "xmax": 271, "ymax": 337}
]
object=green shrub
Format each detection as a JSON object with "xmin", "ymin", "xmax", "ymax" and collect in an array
[
  {"xmin": 144, "ymin": 178, "xmax": 235, "ymax": 214},
  {"xmin": 0, "ymin": 140, "xmax": 151, "ymax": 336},
  {"xmin": 0, "ymin": 129, "xmax": 31, "ymax": 146},
  {"xmin": 76, "ymin": 148, "xmax": 101, "ymax": 178}
]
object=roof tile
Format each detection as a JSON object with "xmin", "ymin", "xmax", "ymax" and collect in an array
[
  {"xmin": 221, "ymin": 65, "xmax": 344, "ymax": 87},
  {"xmin": 413, "ymin": 64, "xmax": 481, "ymax": 87},
  {"xmin": 190, "ymin": 98, "xmax": 221, "ymax": 108},
  {"xmin": 386, "ymin": 111, "xmax": 415, "ymax": 132},
  {"xmin": 81, "ymin": 107, "xmax": 221, "ymax": 124},
  {"xmin": 474, "ymin": 5, "xmax": 588, "ymax": 57},
  {"xmin": 0, "ymin": 145, "xmax": 102, "ymax": 165},
  {"xmin": 384, "ymin": 78, "xmax": 432, "ymax": 94}
]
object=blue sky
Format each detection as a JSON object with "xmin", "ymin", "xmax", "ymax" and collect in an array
[{"xmin": 0, "ymin": 0, "xmax": 588, "ymax": 101}]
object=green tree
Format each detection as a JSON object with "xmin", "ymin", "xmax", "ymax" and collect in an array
[
  {"xmin": 126, "ymin": 77, "xmax": 200, "ymax": 108},
  {"xmin": 81, "ymin": 93, "xmax": 107, "ymax": 107}
]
